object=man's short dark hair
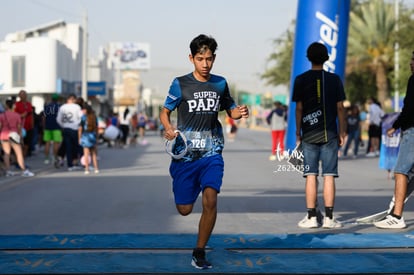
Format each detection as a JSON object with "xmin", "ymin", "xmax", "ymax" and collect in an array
[
  {"xmin": 307, "ymin": 42, "xmax": 329, "ymax": 64},
  {"xmin": 190, "ymin": 34, "xmax": 218, "ymax": 56}
]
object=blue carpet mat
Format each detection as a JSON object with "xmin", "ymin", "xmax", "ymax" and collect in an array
[
  {"xmin": 2, "ymin": 232, "xmax": 414, "ymax": 249},
  {"xmin": 1, "ymin": 233, "xmax": 414, "ymax": 274}
]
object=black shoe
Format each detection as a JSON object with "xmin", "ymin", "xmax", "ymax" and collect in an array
[{"xmin": 191, "ymin": 248, "xmax": 212, "ymax": 270}]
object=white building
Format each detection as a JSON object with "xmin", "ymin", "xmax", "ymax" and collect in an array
[
  {"xmin": 0, "ymin": 20, "xmax": 114, "ymax": 115},
  {"xmin": 0, "ymin": 20, "xmax": 82, "ymax": 110}
]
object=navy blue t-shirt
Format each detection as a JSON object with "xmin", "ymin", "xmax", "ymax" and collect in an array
[
  {"xmin": 43, "ymin": 102, "xmax": 61, "ymax": 130},
  {"xmin": 292, "ymin": 70, "xmax": 345, "ymax": 143},
  {"xmin": 164, "ymin": 73, "xmax": 237, "ymax": 161}
]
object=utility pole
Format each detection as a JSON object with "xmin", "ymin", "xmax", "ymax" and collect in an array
[
  {"xmin": 394, "ymin": 0, "xmax": 400, "ymax": 112},
  {"xmin": 82, "ymin": 10, "xmax": 88, "ymax": 101}
]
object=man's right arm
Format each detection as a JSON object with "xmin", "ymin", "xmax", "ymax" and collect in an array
[{"xmin": 159, "ymin": 107, "xmax": 175, "ymax": 140}]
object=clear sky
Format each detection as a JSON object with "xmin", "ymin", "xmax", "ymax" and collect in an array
[{"xmin": 0, "ymin": 0, "xmax": 297, "ymax": 97}]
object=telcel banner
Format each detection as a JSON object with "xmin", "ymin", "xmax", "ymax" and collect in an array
[{"xmin": 286, "ymin": 0, "xmax": 350, "ymax": 150}]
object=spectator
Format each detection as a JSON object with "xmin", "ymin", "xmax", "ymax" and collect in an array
[
  {"xmin": 137, "ymin": 111, "xmax": 148, "ymax": 144},
  {"xmin": 79, "ymin": 104, "xmax": 99, "ymax": 174},
  {"xmin": 14, "ymin": 90, "xmax": 34, "ymax": 157},
  {"xmin": 374, "ymin": 51, "xmax": 414, "ymax": 229},
  {"xmin": 118, "ymin": 108, "xmax": 131, "ymax": 147},
  {"xmin": 0, "ymin": 99, "xmax": 34, "ymax": 177},
  {"xmin": 266, "ymin": 101, "xmax": 287, "ymax": 160},
  {"xmin": 366, "ymin": 97, "xmax": 384, "ymax": 157},
  {"xmin": 292, "ymin": 42, "xmax": 346, "ymax": 229},
  {"xmin": 343, "ymin": 105, "xmax": 361, "ymax": 158},
  {"xmin": 43, "ymin": 94, "xmax": 62, "ymax": 165},
  {"xmin": 56, "ymin": 94, "xmax": 83, "ymax": 171}
]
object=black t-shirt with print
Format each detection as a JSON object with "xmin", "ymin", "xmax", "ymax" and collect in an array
[{"xmin": 292, "ymin": 70, "xmax": 345, "ymax": 143}]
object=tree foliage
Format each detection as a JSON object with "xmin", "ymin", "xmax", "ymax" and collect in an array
[
  {"xmin": 261, "ymin": 0, "xmax": 414, "ymax": 107},
  {"xmin": 347, "ymin": 0, "xmax": 396, "ymax": 105},
  {"xmin": 260, "ymin": 22, "xmax": 295, "ymax": 88}
]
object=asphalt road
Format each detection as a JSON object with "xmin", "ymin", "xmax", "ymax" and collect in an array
[
  {"xmin": 0, "ymin": 127, "xmax": 409, "ymax": 235},
  {"xmin": 1, "ymin": 127, "xmax": 413, "ymax": 274}
]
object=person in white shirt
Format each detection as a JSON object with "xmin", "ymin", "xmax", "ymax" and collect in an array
[
  {"xmin": 118, "ymin": 108, "xmax": 132, "ymax": 147},
  {"xmin": 56, "ymin": 94, "xmax": 83, "ymax": 170},
  {"xmin": 366, "ymin": 97, "xmax": 384, "ymax": 157}
]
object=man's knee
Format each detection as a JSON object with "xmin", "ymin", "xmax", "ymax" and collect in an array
[{"xmin": 176, "ymin": 204, "xmax": 193, "ymax": 216}]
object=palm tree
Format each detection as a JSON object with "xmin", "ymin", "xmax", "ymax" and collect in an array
[
  {"xmin": 347, "ymin": 0, "xmax": 396, "ymax": 105},
  {"xmin": 261, "ymin": 22, "xmax": 295, "ymax": 88}
]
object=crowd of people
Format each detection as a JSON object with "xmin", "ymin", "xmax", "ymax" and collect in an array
[{"xmin": 0, "ymin": 91, "xmax": 156, "ymax": 177}]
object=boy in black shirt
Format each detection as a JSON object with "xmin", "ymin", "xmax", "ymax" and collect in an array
[{"xmin": 293, "ymin": 42, "xmax": 346, "ymax": 229}]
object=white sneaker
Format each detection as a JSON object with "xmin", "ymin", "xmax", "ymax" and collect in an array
[
  {"xmin": 22, "ymin": 169, "xmax": 34, "ymax": 177},
  {"xmin": 6, "ymin": 170, "xmax": 15, "ymax": 177},
  {"xmin": 322, "ymin": 217, "xmax": 342, "ymax": 228},
  {"xmin": 374, "ymin": 215, "xmax": 406, "ymax": 229},
  {"xmin": 298, "ymin": 216, "xmax": 318, "ymax": 228},
  {"xmin": 366, "ymin": 152, "xmax": 377, "ymax": 157}
]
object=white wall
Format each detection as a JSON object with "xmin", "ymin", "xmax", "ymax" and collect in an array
[{"xmin": 0, "ymin": 29, "xmax": 82, "ymax": 96}]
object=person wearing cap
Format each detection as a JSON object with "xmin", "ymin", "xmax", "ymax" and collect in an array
[
  {"xmin": 292, "ymin": 42, "xmax": 346, "ymax": 229},
  {"xmin": 159, "ymin": 34, "xmax": 249, "ymax": 270},
  {"xmin": 373, "ymin": 51, "xmax": 414, "ymax": 229},
  {"xmin": 42, "ymin": 94, "xmax": 62, "ymax": 166}
]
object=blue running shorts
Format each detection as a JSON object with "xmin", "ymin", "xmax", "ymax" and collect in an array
[{"xmin": 169, "ymin": 154, "xmax": 224, "ymax": 205}]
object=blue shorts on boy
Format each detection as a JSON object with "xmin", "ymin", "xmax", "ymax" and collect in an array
[{"xmin": 169, "ymin": 154, "xmax": 224, "ymax": 205}]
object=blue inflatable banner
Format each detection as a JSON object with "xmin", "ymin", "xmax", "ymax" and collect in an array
[{"xmin": 286, "ymin": 0, "xmax": 351, "ymax": 150}]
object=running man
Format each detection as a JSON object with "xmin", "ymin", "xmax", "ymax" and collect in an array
[{"xmin": 160, "ymin": 34, "xmax": 249, "ymax": 270}]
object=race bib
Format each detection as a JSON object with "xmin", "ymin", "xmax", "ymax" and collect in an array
[{"xmin": 186, "ymin": 131, "xmax": 213, "ymax": 151}]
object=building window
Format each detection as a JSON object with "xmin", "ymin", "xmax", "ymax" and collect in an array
[{"xmin": 12, "ymin": 56, "xmax": 25, "ymax": 87}]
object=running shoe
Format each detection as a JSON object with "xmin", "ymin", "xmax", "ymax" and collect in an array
[
  {"xmin": 54, "ymin": 157, "xmax": 63, "ymax": 168},
  {"xmin": 298, "ymin": 215, "xmax": 318, "ymax": 228},
  {"xmin": 191, "ymin": 248, "xmax": 212, "ymax": 270},
  {"xmin": 322, "ymin": 217, "xmax": 343, "ymax": 228},
  {"xmin": 22, "ymin": 169, "xmax": 34, "ymax": 177},
  {"xmin": 374, "ymin": 215, "xmax": 406, "ymax": 229},
  {"xmin": 6, "ymin": 170, "xmax": 15, "ymax": 177}
]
